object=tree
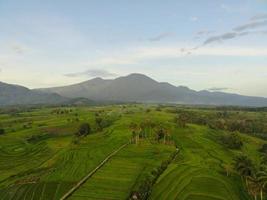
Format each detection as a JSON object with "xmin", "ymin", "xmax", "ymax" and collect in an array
[
  {"xmin": 129, "ymin": 123, "xmax": 140, "ymax": 144},
  {"xmin": 247, "ymin": 169, "xmax": 267, "ymax": 200},
  {"xmin": 221, "ymin": 132, "xmax": 243, "ymax": 149},
  {"xmin": 95, "ymin": 117, "xmax": 103, "ymax": 131},
  {"xmin": 175, "ymin": 113, "xmax": 189, "ymax": 128},
  {"xmin": 0, "ymin": 128, "xmax": 5, "ymax": 135},
  {"xmin": 247, "ymin": 174, "xmax": 260, "ymax": 200},
  {"xmin": 255, "ymin": 168, "xmax": 267, "ymax": 200},
  {"xmin": 222, "ymin": 163, "xmax": 232, "ymax": 177},
  {"xmin": 259, "ymin": 144, "xmax": 267, "ymax": 153},
  {"xmin": 233, "ymin": 155, "xmax": 254, "ymax": 187},
  {"xmin": 154, "ymin": 126, "xmax": 167, "ymax": 143},
  {"xmin": 77, "ymin": 123, "xmax": 91, "ymax": 137}
]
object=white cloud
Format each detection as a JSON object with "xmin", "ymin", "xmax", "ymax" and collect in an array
[
  {"xmin": 148, "ymin": 32, "xmax": 175, "ymax": 42},
  {"xmin": 64, "ymin": 69, "xmax": 117, "ymax": 78},
  {"xmin": 190, "ymin": 17, "xmax": 199, "ymax": 22},
  {"xmin": 82, "ymin": 46, "xmax": 267, "ymax": 68}
]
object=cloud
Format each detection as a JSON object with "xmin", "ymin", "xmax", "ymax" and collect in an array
[
  {"xmin": 233, "ymin": 20, "xmax": 267, "ymax": 32},
  {"xmin": 207, "ymin": 87, "xmax": 230, "ymax": 92},
  {"xmin": 203, "ymin": 30, "xmax": 267, "ymax": 46},
  {"xmin": 190, "ymin": 17, "xmax": 198, "ymax": 22},
  {"xmin": 11, "ymin": 44, "xmax": 27, "ymax": 54},
  {"xmin": 64, "ymin": 69, "xmax": 117, "ymax": 78},
  {"xmin": 189, "ymin": 14, "xmax": 267, "ymax": 53},
  {"xmin": 196, "ymin": 30, "xmax": 214, "ymax": 36},
  {"xmin": 81, "ymin": 46, "xmax": 267, "ymax": 69},
  {"xmin": 203, "ymin": 32, "xmax": 239, "ymax": 45},
  {"xmin": 149, "ymin": 32, "xmax": 175, "ymax": 42},
  {"xmin": 251, "ymin": 14, "xmax": 267, "ymax": 21}
]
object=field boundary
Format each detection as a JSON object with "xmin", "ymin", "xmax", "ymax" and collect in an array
[{"xmin": 60, "ymin": 143, "xmax": 129, "ymax": 200}]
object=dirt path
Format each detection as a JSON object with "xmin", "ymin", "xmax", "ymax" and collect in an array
[{"xmin": 60, "ymin": 143, "xmax": 129, "ymax": 200}]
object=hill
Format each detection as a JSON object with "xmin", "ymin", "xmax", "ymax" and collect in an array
[
  {"xmin": 0, "ymin": 81, "xmax": 68, "ymax": 106},
  {"xmin": 38, "ymin": 73, "xmax": 267, "ymax": 107}
]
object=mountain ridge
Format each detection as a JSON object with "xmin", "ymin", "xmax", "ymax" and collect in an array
[
  {"xmin": 0, "ymin": 81, "xmax": 68, "ymax": 106},
  {"xmin": 36, "ymin": 73, "xmax": 267, "ymax": 107}
]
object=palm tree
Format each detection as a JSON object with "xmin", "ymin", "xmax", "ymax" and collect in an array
[
  {"xmin": 255, "ymin": 167, "xmax": 267, "ymax": 200},
  {"xmin": 129, "ymin": 123, "xmax": 140, "ymax": 144},
  {"xmin": 248, "ymin": 177, "xmax": 260, "ymax": 200},
  {"xmin": 222, "ymin": 163, "xmax": 232, "ymax": 177},
  {"xmin": 233, "ymin": 155, "xmax": 254, "ymax": 187}
]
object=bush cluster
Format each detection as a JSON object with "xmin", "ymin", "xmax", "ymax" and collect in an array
[
  {"xmin": 220, "ymin": 132, "xmax": 243, "ymax": 149},
  {"xmin": 0, "ymin": 128, "xmax": 5, "ymax": 135},
  {"xmin": 75, "ymin": 123, "xmax": 91, "ymax": 137},
  {"xmin": 173, "ymin": 110, "xmax": 267, "ymax": 138}
]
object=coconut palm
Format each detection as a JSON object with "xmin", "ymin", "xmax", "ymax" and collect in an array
[
  {"xmin": 256, "ymin": 167, "xmax": 267, "ymax": 200},
  {"xmin": 247, "ymin": 176, "xmax": 260, "ymax": 200},
  {"xmin": 222, "ymin": 163, "xmax": 232, "ymax": 177},
  {"xmin": 233, "ymin": 155, "xmax": 254, "ymax": 187},
  {"xmin": 129, "ymin": 123, "xmax": 140, "ymax": 144}
]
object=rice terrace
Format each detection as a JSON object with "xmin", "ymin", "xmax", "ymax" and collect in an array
[{"xmin": 0, "ymin": 105, "xmax": 266, "ymax": 200}]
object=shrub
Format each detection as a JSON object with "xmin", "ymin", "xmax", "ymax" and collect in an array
[
  {"xmin": 0, "ymin": 128, "xmax": 5, "ymax": 135},
  {"xmin": 259, "ymin": 144, "xmax": 267, "ymax": 153},
  {"xmin": 221, "ymin": 132, "xmax": 243, "ymax": 149},
  {"xmin": 76, "ymin": 123, "xmax": 91, "ymax": 137},
  {"xmin": 95, "ymin": 114, "xmax": 118, "ymax": 131}
]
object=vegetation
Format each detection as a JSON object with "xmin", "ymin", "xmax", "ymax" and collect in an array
[
  {"xmin": 172, "ymin": 108, "xmax": 267, "ymax": 139},
  {"xmin": 76, "ymin": 123, "xmax": 91, "ymax": 136},
  {"xmin": 221, "ymin": 132, "xmax": 243, "ymax": 149},
  {"xmin": 0, "ymin": 128, "xmax": 5, "ymax": 135},
  {"xmin": 0, "ymin": 104, "xmax": 266, "ymax": 200},
  {"xmin": 233, "ymin": 154, "xmax": 267, "ymax": 200},
  {"xmin": 129, "ymin": 151, "xmax": 178, "ymax": 200}
]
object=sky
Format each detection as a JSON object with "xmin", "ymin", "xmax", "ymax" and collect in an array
[{"xmin": 0, "ymin": 0, "xmax": 267, "ymax": 97}]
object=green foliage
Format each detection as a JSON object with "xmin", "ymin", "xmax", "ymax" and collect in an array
[
  {"xmin": 76, "ymin": 123, "xmax": 91, "ymax": 136},
  {"xmin": 233, "ymin": 154, "xmax": 254, "ymax": 178},
  {"xmin": 171, "ymin": 108, "xmax": 267, "ymax": 139},
  {"xmin": 130, "ymin": 150, "xmax": 178, "ymax": 200},
  {"xmin": 259, "ymin": 144, "xmax": 267, "ymax": 153},
  {"xmin": 95, "ymin": 112, "xmax": 120, "ymax": 131},
  {"xmin": 221, "ymin": 132, "xmax": 243, "ymax": 149},
  {"xmin": 0, "ymin": 128, "xmax": 5, "ymax": 135},
  {"xmin": 154, "ymin": 126, "xmax": 166, "ymax": 141}
]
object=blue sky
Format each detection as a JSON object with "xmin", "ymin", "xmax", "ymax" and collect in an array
[{"xmin": 0, "ymin": 0, "xmax": 267, "ymax": 97}]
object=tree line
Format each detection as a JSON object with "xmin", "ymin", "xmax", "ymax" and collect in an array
[
  {"xmin": 174, "ymin": 110, "xmax": 267, "ymax": 139},
  {"xmin": 129, "ymin": 120, "xmax": 173, "ymax": 145}
]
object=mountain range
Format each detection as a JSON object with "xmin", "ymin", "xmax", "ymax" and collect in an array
[
  {"xmin": 0, "ymin": 81, "xmax": 68, "ymax": 106},
  {"xmin": 1, "ymin": 73, "xmax": 267, "ymax": 107}
]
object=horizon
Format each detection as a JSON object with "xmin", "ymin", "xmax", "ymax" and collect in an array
[
  {"xmin": 0, "ymin": 0, "xmax": 267, "ymax": 97},
  {"xmin": 2, "ymin": 72, "xmax": 267, "ymax": 99}
]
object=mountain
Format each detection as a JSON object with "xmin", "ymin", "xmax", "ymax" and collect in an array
[
  {"xmin": 37, "ymin": 73, "xmax": 267, "ymax": 107},
  {"xmin": 0, "ymin": 82, "xmax": 68, "ymax": 106}
]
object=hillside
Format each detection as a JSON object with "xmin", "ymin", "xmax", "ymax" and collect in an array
[
  {"xmin": 0, "ymin": 81, "xmax": 68, "ymax": 106},
  {"xmin": 38, "ymin": 73, "xmax": 267, "ymax": 107}
]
